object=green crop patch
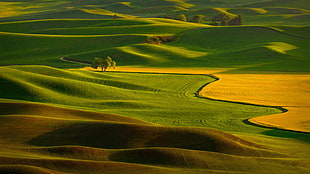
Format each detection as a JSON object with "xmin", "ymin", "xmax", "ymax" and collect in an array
[
  {"xmin": 0, "ymin": 19, "xmax": 151, "ymax": 33},
  {"xmin": 0, "ymin": 30, "xmax": 146, "ymax": 67},
  {"xmin": 0, "ymin": 18, "xmax": 206, "ymax": 68},
  {"xmin": 30, "ymin": 24, "xmax": 195, "ymax": 35},
  {"xmin": 0, "ymin": 65, "xmax": 282, "ymax": 134},
  {"xmin": 1, "ymin": 0, "xmax": 309, "ymax": 25},
  {"xmin": 170, "ymin": 26, "xmax": 310, "ymax": 72},
  {"xmin": 2, "ymin": 18, "xmax": 308, "ymax": 72},
  {"xmin": 0, "ymin": 65, "xmax": 309, "ymax": 174}
]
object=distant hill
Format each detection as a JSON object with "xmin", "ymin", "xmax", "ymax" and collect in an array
[
  {"xmin": 1, "ymin": 0, "xmax": 309, "ymax": 25},
  {"xmin": 0, "ymin": 18, "xmax": 309, "ymax": 71},
  {"xmin": 0, "ymin": 0, "xmax": 309, "ymax": 71}
]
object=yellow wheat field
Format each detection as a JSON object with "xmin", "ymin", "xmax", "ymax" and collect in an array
[
  {"xmin": 78, "ymin": 66, "xmax": 226, "ymax": 74},
  {"xmin": 78, "ymin": 66, "xmax": 310, "ymax": 133},
  {"xmin": 200, "ymin": 74, "xmax": 310, "ymax": 133}
]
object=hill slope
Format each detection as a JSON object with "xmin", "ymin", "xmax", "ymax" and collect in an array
[
  {"xmin": 1, "ymin": 0, "xmax": 309, "ymax": 25},
  {"xmin": 0, "ymin": 101, "xmax": 309, "ymax": 174},
  {"xmin": 0, "ymin": 18, "xmax": 309, "ymax": 72},
  {"xmin": 0, "ymin": 65, "xmax": 283, "ymax": 133}
]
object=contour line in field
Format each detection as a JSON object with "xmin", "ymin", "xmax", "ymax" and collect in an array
[{"xmin": 200, "ymin": 74, "xmax": 310, "ymax": 133}]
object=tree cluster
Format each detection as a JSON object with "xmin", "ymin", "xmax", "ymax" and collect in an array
[
  {"xmin": 145, "ymin": 35, "xmax": 174, "ymax": 44},
  {"xmin": 210, "ymin": 13, "xmax": 242, "ymax": 26},
  {"xmin": 92, "ymin": 56, "xmax": 116, "ymax": 72},
  {"xmin": 190, "ymin": 15, "xmax": 205, "ymax": 23},
  {"xmin": 176, "ymin": 14, "xmax": 205, "ymax": 23},
  {"xmin": 159, "ymin": 14, "xmax": 205, "ymax": 23},
  {"xmin": 159, "ymin": 13, "xmax": 242, "ymax": 25},
  {"xmin": 113, "ymin": 14, "xmax": 122, "ymax": 19}
]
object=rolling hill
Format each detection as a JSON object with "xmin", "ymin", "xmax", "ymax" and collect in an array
[
  {"xmin": 0, "ymin": 65, "xmax": 283, "ymax": 132},
  {"xmin": 0, "ymin": 0, "xmax": 309, "ymax": 173},
  {"xmin": 1, "ymin": 0, "xmax": 309, "ymax": 25},
  {"xmin": 0, "ymin": 101, "xmax": 309, "ymax": 174},
  {"xmin": 0, "ymin": 18, "xmax": 309, "ymax": 71}
]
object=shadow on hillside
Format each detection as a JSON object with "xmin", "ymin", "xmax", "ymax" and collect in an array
[
  {"xmin": 243, "ymin": 119, "xmax": 310, "ymax": 142},
  {"xmin": 262, "ymin": 130, "xmax": 310, "ymax": 142},
  {"xmin": 28, "ymin": 121, "xmax": 284, "ymax": 157}
]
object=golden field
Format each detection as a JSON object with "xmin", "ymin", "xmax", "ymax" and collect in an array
[
  {"xmin": 200, "ymin": 74, "xmax": 310, "ymax": 133},
  {"xmin": 85, "ymin": 66, "xmax": 310, "ymax": 133}
]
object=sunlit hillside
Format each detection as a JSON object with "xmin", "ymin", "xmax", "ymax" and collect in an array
[
  {"xmin": 1, "ymin": 0, "xmax": 309, "ymax": 25},
  {"xmin": 0, "ymin": 66, "xmax": 309, "ymax": 174},
  {"xmin": 0, "ymin": 19, "xmax": 309, "ymax": 71},
  {"xmin": 0, "ymin": 65, "xmax": 283, "ymax": 132},
  {"xmin": 0, "ymin": 0, "xmax": 309, "ymax": 174}
]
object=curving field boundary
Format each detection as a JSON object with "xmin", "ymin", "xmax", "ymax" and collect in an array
[
  {"xmin": 200, "ymin": 74, "xmax": 310, "ymax": 133},
  {"xmin": 60, "ymin": 56, "xmax": 309, "ymax": 133},
  {"xmin": 99, "ymin": 67, "xmax": 310, "ymax": 134}
]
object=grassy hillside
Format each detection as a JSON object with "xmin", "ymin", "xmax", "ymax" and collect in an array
[
  {"xmin": 69, "ymin": 25, "xmax": 310, "ymax": 72},
  {"xmin": 0, "ymin": 31, "xmax": 145, "ymax": 67},
  {"xmin": 0, "ymin": 0, "xmax": 309, "ymax": 173},
  {"xmin": 171, "ymin": 26, "xmax": 310, "ymax": 71},
  {"xmin": 0, "ymin": 0, "xmax": 310, "ymax": 25},
  {"xmin": 0, "ymin": 18, "xmax": 205, "ymax": 67},
  {"xmin": 0, "ymin": 101, "xmax": 309, "ymax": 174},
  {"xmin": 1, "ymin": 0, "xmax": 309, "ymax": 25},
  {"xmin": 1, "ymin": 65, "xmax": 308, "ymax": 173},
  {"xmin": 0, "ymin": 18, "xmax": 309, "ymax": 71},
  {"xmin": 0, "ymin": 1, "xmax": 309, "ymax": 71},
  {"xmin": 0, "ymin": 65, "xmax": 284, "ymax": 134}
]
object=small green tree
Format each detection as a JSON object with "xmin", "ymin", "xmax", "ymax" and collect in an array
[
  {"xmin": 92, "ymin": 56, "xmax": 116, "ymax": 72},
  {"xmin": 191, "ymin": 15, "xmax": 205, "ymax": 23},
  {"xmin": 177, "ymin": 14, "xmax": 187, "ymax": 22},
  {"xmin": 238, "ymin": 15, "xmax": 242, "ymax": 25},
  {"xmin": 228, "ymin": 15, "xmax": 242, "ymax": 25},
  {"xmin": 213, "ymin": 13, "xmax": 232, "ymax": 26}
]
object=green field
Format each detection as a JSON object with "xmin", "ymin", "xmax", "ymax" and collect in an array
[
  {"xmin": 0, "ymin": 65, "xmax": 283, "ymax": 133},
  {"xmin": 0, "ymin": 0, "xmax": 309, "ymax": 173},
  {"xmin": 1, "ymin": 19, "xmax": 309, "ymax": 71}
]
